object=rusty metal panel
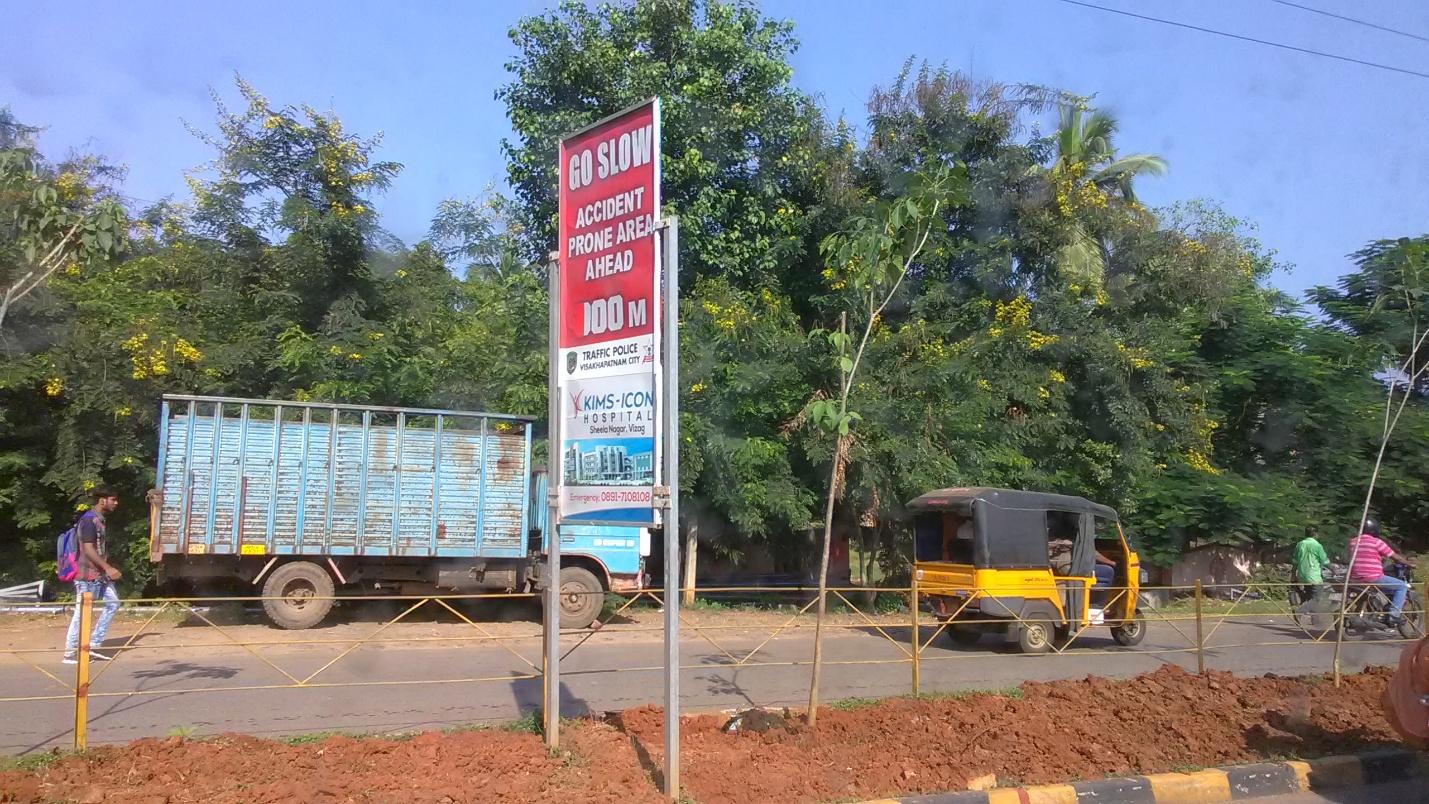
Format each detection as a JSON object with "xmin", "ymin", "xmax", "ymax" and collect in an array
[
  {"xmin": 477, "ymin": 423, "xmax": 530, "ymax": 556},
  {"xmin": 434, "ymin": 423, "xmax": 483, "ymax": 554},
  {"xmin": 154, "ymin": 397, "xmax": 534, "ymax": 558}
]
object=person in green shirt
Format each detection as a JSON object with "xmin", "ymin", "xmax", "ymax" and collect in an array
[{"xmin": 1292, "ymin": 526, "xmax": 1330, "ymax": 610}]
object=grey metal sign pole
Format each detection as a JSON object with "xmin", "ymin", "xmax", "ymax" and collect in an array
[
  {"xmin": 660, "ymin": 218, "xmax": 680, "ymax": 798},
  {"xmin": 544, "ymin": 250, "xmax": 562, "ymax": 749}
]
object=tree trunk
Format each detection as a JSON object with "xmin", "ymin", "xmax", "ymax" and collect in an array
[
  {"xmin": 681, "ymin": 517, "xmax": 698, "ymax": 606},
  {"xmin": 807, "ymin": 430, "xmax": 848, "ymax": 728}
]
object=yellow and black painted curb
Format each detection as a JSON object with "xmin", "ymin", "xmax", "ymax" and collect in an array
[{"xmin": 864, "ymin": 749, "xmax": 1428, "ymax": 803}]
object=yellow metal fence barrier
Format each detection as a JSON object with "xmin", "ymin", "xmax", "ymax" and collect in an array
[{"xmin": 1, "ymin": 580, "xmax": 1422, "ymax": 751}]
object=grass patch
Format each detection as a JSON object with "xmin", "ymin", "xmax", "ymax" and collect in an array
[
  {"xmin": 829, "ymin": 696, "xmax": 881, "ymax": 711},
  {"xmin": 502, "ymin": 710, "xmax": 543, "ymax": 734},
  {"xmin": 281, "ymin": 731, "xmax": 341, "ymax": 745},
  {"xmin": 687, "ymin": 597, "xmax": 733, "ymax": 612},
  {"xmin": 688, "ymin": 593, "xmax": 799, "ymax": 612},
  {"xmin": 599, "ymin": 593, "xmax": 660, "ymax": 620},
  {"xmin": 1157, "ymin": 597, "xmax": 1292, "ymax": 617},
  {"xmin": 915, "ymin": 686, "xmax": 1024, "ymax": 701},
  {"xmin": 0, "ymin": 751, "xmax": 66, "ymax": 773},
  {"xmin": 440, "ymin": 722, "xmax": 493, "ymax": 735}
]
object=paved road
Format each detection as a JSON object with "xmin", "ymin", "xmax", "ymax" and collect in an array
[
  {"xmin": 1257, "ymin": 780, "xmax": 1428, "ymax": 803},
  {"xmin": 0, "ymin": 616, "xmax": 1409, "ymax": 754}
]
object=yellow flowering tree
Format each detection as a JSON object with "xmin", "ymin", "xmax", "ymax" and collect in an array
[{"xmin": 1046, "ymin": 103, "xmax": 1165, "ymax": 289}]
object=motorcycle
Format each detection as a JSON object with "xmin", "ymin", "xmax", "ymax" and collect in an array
[{"xmin": 1312, "ymin": 561, "xmax": 1425, "ymax": 640}]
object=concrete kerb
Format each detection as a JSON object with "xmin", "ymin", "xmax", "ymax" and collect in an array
[{"xmin": 864, "ymin": 749, "xmax": 1428, "ymax": 803}]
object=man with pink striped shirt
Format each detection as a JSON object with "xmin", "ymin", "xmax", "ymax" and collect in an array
[{"xmin": 1346, "ymin": 519, "xmax": 1416, "ymax": 624}]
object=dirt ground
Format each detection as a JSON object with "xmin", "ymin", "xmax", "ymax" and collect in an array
[
  {"xmin": 0, "ymin": 723, "xmax": 662, "ymax": 804},
  {"xmin": 0, "ymin": 665, "xmax": 1407, "ymax": 803}
]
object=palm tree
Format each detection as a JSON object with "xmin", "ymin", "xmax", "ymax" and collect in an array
[
  {"xmin": 1049, "ymin": 104, "xmax": 1167, "ymax": 285},
  {"xmin": 1054, "ymin": 105, "xmax": 1166, "ymax": 202}
]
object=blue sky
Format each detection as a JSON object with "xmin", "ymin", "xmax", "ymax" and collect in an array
[{"xmin": 3, "ymin": 0, "xmax": 1426, "ymax": 300}]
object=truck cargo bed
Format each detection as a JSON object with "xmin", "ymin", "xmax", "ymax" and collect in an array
[{"xmin": 152, "ymin": 396, "xmax": 534, "ymax": 559}]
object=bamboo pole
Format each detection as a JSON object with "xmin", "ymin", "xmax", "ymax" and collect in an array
[{"xmin": 73, "ymin": 592, "xmax": 93, "ymax": 751}]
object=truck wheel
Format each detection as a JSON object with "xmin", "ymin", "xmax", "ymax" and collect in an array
[
  {"xmin": 262, "ymin": 561, "xmax": 335, "ymax": 630},
  {"xmin": 558, "ymin": 566, "xmax": 603, "ymax": 629},
  {"xmin": 1111, "ymin": 613, "xmax": 1146, "ymax": 646}
]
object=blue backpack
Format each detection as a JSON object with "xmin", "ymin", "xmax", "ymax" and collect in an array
[{"xmin": 55, "ymin": 513, "xmax": 86, "ymax": 582}]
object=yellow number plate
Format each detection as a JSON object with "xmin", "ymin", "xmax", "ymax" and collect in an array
[
  {"xmin": 186, "ymin": 543, "xmax": 207, "ymax": 555},
  {"xmin": 239, "ymin": 544, "xmax": 267, "ymax": 556}
]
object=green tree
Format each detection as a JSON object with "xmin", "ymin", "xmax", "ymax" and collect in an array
[
  {"xmin": 187, "ymin": 78, "xmax": 401, "ymax": 330},
  {"xmin": 427, "ymin": 189, "xmax": 528, "ymax": 279},
  {"xmin": 1311, "ymin": 236, "xmax": 1429, "ymax": 391},
  {"xmin": 0, "ymin": 108, "xmax": 126, "ymax": 331},
  {"xmin": 498, "ymin": 0, "xmax": 833, "ymax": 294},
  {"xmin": 498, "ymin": 0, "xmax": 844, "ymax": 590}
]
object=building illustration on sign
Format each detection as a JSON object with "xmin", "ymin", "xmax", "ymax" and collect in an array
[{"xmin": 562, "ymin": 438, "xmax": 655, "ymax": 486}]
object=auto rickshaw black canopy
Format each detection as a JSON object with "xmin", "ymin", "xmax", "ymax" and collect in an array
[{"xmin": 906, "ymin": 487, "xmax": 1120, "ymax": 570}]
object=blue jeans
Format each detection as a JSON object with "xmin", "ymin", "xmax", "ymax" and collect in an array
[
  {"xmin": 65, "ymin": 580, "xmax": 120, "ymax": 654},
  {"xmin": 1364, "ymin": 575, "xmax": 1409, "ymax": 618}
]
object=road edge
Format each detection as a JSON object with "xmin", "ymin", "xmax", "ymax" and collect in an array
[{"xmin": 863, "ymin": 748, "xmax": 1429, "ymax": 803}]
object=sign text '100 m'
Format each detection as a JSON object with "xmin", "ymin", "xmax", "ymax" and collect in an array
[{"xmin": 582, "ymin": 294, "xmax": 649, "ymax": 337}]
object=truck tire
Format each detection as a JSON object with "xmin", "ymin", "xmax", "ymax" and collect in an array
[
  {"xmin": 262, "ymin": 561, "xmax": 335, "ymax": 630},
  {"xmin": 558, "ymin": 566, "xmax": 603, "ymax": 630}
]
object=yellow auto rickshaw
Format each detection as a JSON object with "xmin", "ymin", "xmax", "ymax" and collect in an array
[{"xmin": 909, "ymin": 487, "xmax": 1145, "ymax": 654}]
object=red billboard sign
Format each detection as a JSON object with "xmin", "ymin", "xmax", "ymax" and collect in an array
[
  {"xmin": 556, "ymin": 99, "xmax": 661, "ymax": 523},
  {"xmin": 559, "ymin": 100, "xmax": 660, "ymax": 359}
]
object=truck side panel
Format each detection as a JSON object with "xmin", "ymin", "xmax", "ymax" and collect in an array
[{"xmin": 155, "ymin": 398, "xmax": 531, "ymax": 558}]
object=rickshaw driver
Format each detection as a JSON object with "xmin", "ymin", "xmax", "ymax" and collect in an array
[
  {"xmin": 1047, "ymin": 520, "xmax": 1117, "ymax": 587},
  {"xmin": 940, "ymin": 512, "xmax": 973, "ymax": 561},
  {"xmin": 928, "ymin": 512, "xmax": 975, "ymax": 617}
]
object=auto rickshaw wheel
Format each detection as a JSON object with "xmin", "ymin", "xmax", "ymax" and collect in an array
[
  {"xmin": 1017, "ymin": 620, "xmax": 1053, "ymax": 654},
  {"xmin": 1111, "ymin": 613, "xmax": 1146, "ymax": 646}
]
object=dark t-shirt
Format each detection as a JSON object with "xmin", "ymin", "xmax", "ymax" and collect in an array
[{"xmin": 76, "ymin": 511, "xmax": 107, "ymax": 582}]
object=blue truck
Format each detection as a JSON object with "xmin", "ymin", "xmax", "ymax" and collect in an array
[{"xmin": 147, "ymin": 395, "xmax": 648, "ymax": 629}]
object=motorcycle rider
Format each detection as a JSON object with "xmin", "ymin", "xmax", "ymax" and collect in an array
[
  {"xmin": 1291, "ymin": 526, "xmax": 1330, "ymax": 611},
  {"xmin": 1345, "ymin": 518, "xmax": 1416, "ymax": 626}
]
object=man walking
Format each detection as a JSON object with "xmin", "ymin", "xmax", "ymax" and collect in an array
[
  {"xmin": 1292, "ymin": 526, "xmax": 1329, "ymax": 610},
  {"xmin": 1346, "ymin": 518, "xmax": 1415, "ymax": 626},
  {"xmin": 63, "ymin": 486, "xmax": 123, "ymax": 664}
]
